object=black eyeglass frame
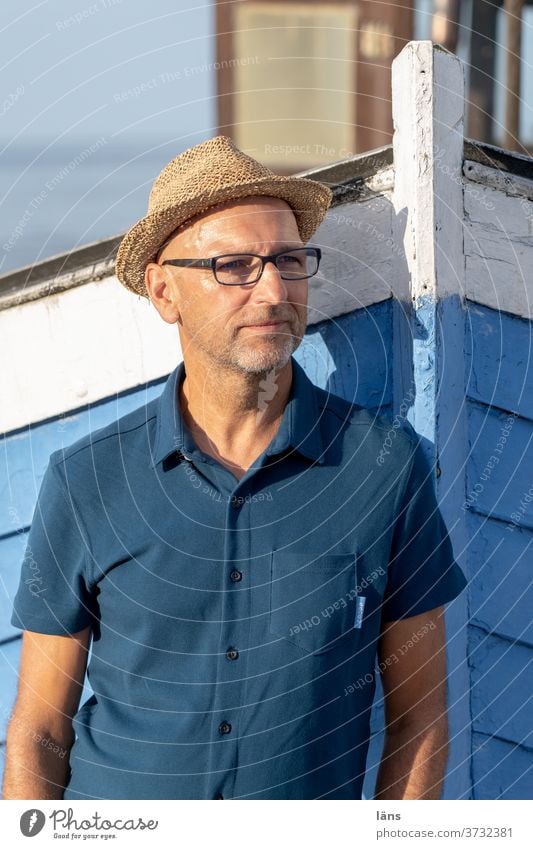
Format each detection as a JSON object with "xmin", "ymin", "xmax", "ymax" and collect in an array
[{"xmin": 161, "ymin": 246, "xmax": 322, "ymax": 285}]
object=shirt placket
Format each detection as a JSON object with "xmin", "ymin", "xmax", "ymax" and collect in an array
[{"xmin": 179, "ymin": 448, "xmax": 254, "ymax": 801}]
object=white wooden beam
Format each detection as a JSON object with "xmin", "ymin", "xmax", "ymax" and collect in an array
[
  {"xmin": 391, "ymin": 41, "xmax": 465, "ymax": 304},
  {"xmin": 391, "ymin": 40, "xmax": 471, "ymax": 800}
]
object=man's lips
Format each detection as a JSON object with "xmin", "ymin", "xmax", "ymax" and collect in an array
[{"xmin": 240, "ymin": 320, "xmax": 289, "ymax": 328}]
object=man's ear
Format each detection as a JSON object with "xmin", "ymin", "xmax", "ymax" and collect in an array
[{"xmin": 144, "ymin": 262, "xmax": 181, "ymax": 324}]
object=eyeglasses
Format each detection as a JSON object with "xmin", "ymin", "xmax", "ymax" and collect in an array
[{"xmin": 161, "ymin": 246, "xmax": 321, "ymax": 286}]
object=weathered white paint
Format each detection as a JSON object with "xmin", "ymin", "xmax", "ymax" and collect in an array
[
  {"xmin": 463, "ymin": 177, "xmax": 533, "ymax": 233},
  {"xmin": 465, "ymin": 159, "xmax": 533, "ymax": 203},
  {"xmin": 0, "ymin": 193, "xmax": 395, "ymax": 433},
  {"xmin": 391, "ymin": 42, "xmax": 465, "ymax": 303},
  {"xmin": 0, "ymin": 277, "xmax": 181, "ymax": 434},
  {"xmin": 464, "ymin": 186, "xmax": 533, "ymax": 320},
  {"xmin": 391, "ymin": 41, "xmax": 471, "ymax": 801},
  {"xmin": 391, "ymin": 41, "xmax": 466, "ymax": 434},
  {"xmin": 308, "ymin": 191, "xmax": 394, "ymax": 324}
]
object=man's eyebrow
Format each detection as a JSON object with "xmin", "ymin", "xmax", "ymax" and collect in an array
[{"xmin": 213, "ymin": 242, "xmax": 305, "ymax": 254}]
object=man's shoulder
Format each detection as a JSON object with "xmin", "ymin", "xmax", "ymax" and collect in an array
[
  {"xmin": 48, "ymin": 395, "xmax": 159, "ymax": 474},
  {"xmin": 315, "ymin": 385, "xmax": 419, "ymax": 460}
]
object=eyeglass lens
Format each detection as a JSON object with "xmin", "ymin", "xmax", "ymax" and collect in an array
[{"xmin": 214, "ymin": 248, "xmax": 319, "ymax": 284}]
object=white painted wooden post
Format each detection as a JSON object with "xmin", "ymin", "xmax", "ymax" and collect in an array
[{"xmin": 391, "ymin": 42, "xmax": 471, "ymax": 799}]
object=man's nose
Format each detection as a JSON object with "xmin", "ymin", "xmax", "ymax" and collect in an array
[{"xmin": 253, "ymin": 259, "xmax": 289, "ymax": 301}]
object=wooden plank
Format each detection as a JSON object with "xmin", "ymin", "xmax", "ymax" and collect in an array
[
  {"xmin": 466, "ymin": 402, "xmax": 533, "ymax": 530},
  {"xmin": 470, "ymin": 626, "xmax": 532, "ymax": 749},
  {"xmin": 464, "ymin": 140, "xmax": 533, "ymax": 183},
  {"xmin": 465, "ymin": 302, "xmax": 533, "ymax": 421},
  {"xmin": 467, "ymin": 513, "xmax": 533, "ymax": 646},
  {"xmin": 308, "ymin": 194, "xmax": 394, "ymax": 326},
  {"xmin": 464, "ymin": 220, "xmax": 533, "ymax": 321},
  {"xmin": 0, "ymin": 236, "xmax": 121, "ymax": 309},
  {"xmin": 0, "ymin": 276, "xmax": 180, "ymax": 434},
  {"xmin": 0, "ymin": 381, "xmax": 165, "ymax": 537},
  {"xmin": 472, "ymin": 732, "xmax": 533, "ymax": 799},
  {"xmin": 299, "ymin": 300, "xmax": 393, "ymax": 410},
  {"xmin": 463, "ymin": 154, "xmax": 533, "ymax": 199},
  {"xmin": 463, "ymin": 179, "xmax": 533, "ymax": 233}
]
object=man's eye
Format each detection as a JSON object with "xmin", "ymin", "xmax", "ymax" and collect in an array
[
  {"xmin": 278, "ymin": 253, "xmax": 304, "ymax": 266},
  {"xmin": 218, "ymin": 258, "xmax": 251, "ymax": 271}
]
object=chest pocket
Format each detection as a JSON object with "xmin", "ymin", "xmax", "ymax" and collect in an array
[{"xmin": 269, "ymin": 551, "xmax": 359, "ymax": 655}]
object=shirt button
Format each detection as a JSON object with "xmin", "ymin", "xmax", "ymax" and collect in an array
[
  {"xmin": 218, "ymin": 720, "xmax": 232, "ymax": 735},
  {"xmin": 230, "ymin": 569, "xmax": 242, "ymax": 583},
  {"xmin": 214, "ymin": 792, "xmax": 224, "ymax": 799},
  {"xmin": 231, "ymin": 498, "xmax": 241, "ymax": 509},
  {"xmin": 226, "ymin": 647, "xmax": 239, "ymax": 661}
]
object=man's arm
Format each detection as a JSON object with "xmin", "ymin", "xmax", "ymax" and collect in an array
[
  {"xmin": 2, "ymin": 626, "xmax": 91, "ymax": 800},
  {"xmin": 374, "ymin": 605, "xmax": 449, "ymax": 800}
]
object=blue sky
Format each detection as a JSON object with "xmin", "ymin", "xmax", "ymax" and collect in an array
[
  {"xmin": 2, "ymin": 0, "xmax": 215, "ymax": 144},
  {"xmin": 1, "ymin": 1, "xmax": 216, "ymax": 273}
]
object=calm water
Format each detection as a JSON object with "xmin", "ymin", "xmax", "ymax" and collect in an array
[{"xmin": 0, "ymin": 140, "xmax": 192, "ymax": 276}]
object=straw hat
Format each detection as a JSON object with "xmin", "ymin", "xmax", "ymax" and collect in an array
[{"xmin": 115, "ymin": 135, "xmax": 333, "ymax": 298}]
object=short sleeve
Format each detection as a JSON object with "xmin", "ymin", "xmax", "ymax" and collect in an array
[
  {"xmin": 10, "ymin": 458, "xmax": 96, "ymax": 635},
  {"xmin": 381, "ymin": 434, "xmax": 467, "ymax": 622}
]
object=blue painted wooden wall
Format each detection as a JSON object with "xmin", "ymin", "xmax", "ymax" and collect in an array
[
  {"xmin": 464, "ymin": 300, "xmax": 533, "ymax": 800},
  {"xmin": 0, "ymin": 301, "xmax": 393, "ymax": 788}
]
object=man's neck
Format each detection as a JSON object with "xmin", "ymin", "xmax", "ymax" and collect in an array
[{"xmin": 177, "ymin": 356, "xmax": 293, "ymax": 479}]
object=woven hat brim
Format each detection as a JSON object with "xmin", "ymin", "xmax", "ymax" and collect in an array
[{"xmin": 115, "ymin": 175, "xmax": 332, "ymax": 298}]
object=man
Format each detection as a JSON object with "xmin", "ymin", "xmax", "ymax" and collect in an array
[{"xmin": 4, "ymin": 136, "xmax": 466, "ymax": 800}]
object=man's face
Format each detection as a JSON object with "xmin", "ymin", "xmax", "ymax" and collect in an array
[{"xmin": 150, "ymin": 196, "xmax": 309, "ymax": 375}]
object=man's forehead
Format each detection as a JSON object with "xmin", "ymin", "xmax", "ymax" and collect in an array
[
  {"xmin": 162, "ymin": 195, "xmax": 299, "ymax": 252},
  {"xmin": 188, "ymin": 195, "xmax": 294, "ymax": 231}
]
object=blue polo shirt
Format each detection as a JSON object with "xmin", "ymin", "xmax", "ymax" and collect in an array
[{"xmin": 11, "ymin": 356, "xmax": 466, "ymax": 800}]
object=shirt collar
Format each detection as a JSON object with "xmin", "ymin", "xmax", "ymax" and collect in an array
[
  {"xmin": 263, "ymin": 357, "xmax": 326, "ymax": 464},
  {"xmin": 150, "ymin": 356, "xmax": 326, "ymax": 468}
]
